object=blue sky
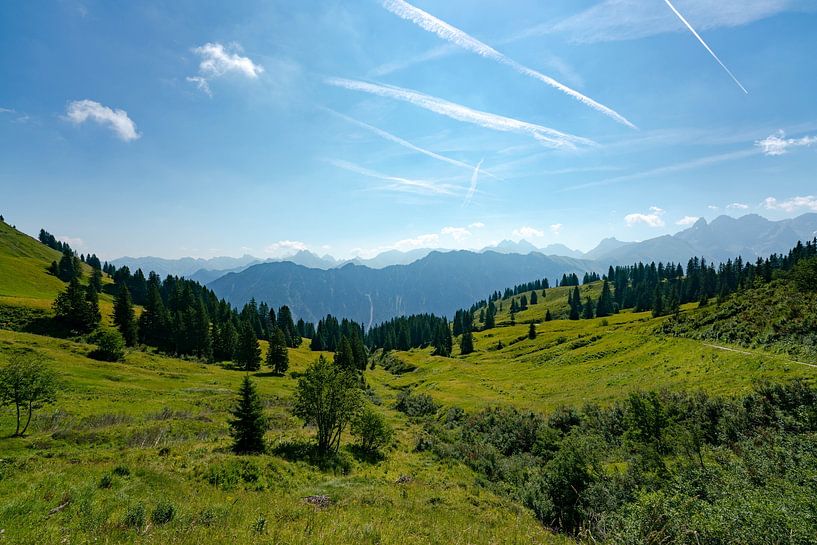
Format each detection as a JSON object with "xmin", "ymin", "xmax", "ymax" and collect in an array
[{"xmin": 2, "ymin": 0, "xmax": 817, "ymax": 260}]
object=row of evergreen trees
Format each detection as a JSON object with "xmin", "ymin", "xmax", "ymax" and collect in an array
[{"xmin": 364, "ymin": 314, "xmax": 453, "ymax": 357}]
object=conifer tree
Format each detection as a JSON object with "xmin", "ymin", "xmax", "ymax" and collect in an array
[
  {"xmin": 138, "ymin": 277, "xmax": 170, "ymax": 350},
  {"xmin": 652, "ymin": 286, "xmax": 664, "ymax": 318},
  {"xmin": 113, "ymin": 284, "xmax": 138, "ymax": 346},
  {"xmin": 528, "ymin": 322, "xmax": 537, "ymax": 339},
  {"xmin": 460, "ymin": 331, "xmax": 474, "ymax": 355},
  {"xmin": 568, "ymin": 287, "xmax": 581, "ymax": 320},
  {"xmin": 334, "ymin": 336, "xmax": 356, "ymax": 372},
  {"xmin": 90, "ymin": 267, "xmax": 103, "ymax": 293},
  {"xmin": 530, "ymin": 290, "xmax": 538, "ymax": 305},
  {"xmin": 595, "ymin": 280, "xmax": 614, "ymax": 317},
  {"xmin": 582, "ymin": 297, "xmax": 594, "ymax": 319},
  {"xmin": 228, "ymin": 375, "xmax": 266, "ymax": 454},
  {"xmin": 545, "ymin": 309, "xmax": 553, "ymax": 322},
  {"xmin": 53, "ymin": 278, "xmax": 99, "ymax": 333},
  {"xmin": 266, "ymin": 328, "xmax": 289, "ymax": 375},
  {"xmin": 235, "ymin": 320, "xmax": 261, "ymax": 371}
]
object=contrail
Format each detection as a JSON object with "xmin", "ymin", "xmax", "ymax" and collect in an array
[
  {"xmin": 323, "ymin": 107, "xmax": 500, "ymax": 180},
  {"xmin": 325, "ymin": 78, "xmax": 594, "ymax": 149},
  {"xmin": 463, "ymin": 158, "xmax": 484, "ymax": 206},
  {"xmin": 382, "ymin": 0, "xmax": 636, "ymax": 129},
  {"xmin": 327, "ymin": 158, "xmax": 459, "ymax": 196},
  {"xmin": 663, "ymin": 0, "xmax": 748, "ymax": 94}
]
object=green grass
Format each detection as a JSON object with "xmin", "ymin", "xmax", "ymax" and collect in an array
[
  {"xmin": 1, "ymin": 220, "xmax": 815, "ymax": 544},
  {"xmin": 0, "ymin": 330, "xmax": 568, "ymax": 544}
]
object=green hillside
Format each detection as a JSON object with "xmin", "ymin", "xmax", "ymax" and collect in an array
[{"xmin": 1, "ymin": 221, "xmax": 815, "ymax": 544}]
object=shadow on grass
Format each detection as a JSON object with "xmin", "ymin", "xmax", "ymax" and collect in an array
[
  {"xmin": 271, "ymin": 440, "xmax": 352, "ymax": 474},
  {"xmin": 346, "ymin": 444, "xmax": 386, "ymax": 464}
]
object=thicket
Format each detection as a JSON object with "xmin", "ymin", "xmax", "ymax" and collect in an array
[{"xmin": 422, "ymin": 381, "xmax": 817, "ymax": 544}]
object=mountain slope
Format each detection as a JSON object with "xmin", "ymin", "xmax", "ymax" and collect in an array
[{"xmin": 209, "ymin": 250, "xmax": 596, "ymax": 325}]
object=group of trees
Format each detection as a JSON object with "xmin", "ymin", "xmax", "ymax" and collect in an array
[
  {"xmin": 567, "ymin": 280, "xmax": 615, "ymax": 320},
  {"xmin": 364, "ymin": 314, "xmax": 452, "ymax": 357}
]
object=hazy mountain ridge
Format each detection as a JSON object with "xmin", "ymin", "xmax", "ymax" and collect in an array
[{"xmin": 208, "ymin": 250, "xmax": 595, "ymax": 325}]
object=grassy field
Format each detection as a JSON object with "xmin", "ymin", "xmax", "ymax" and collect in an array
[{"xmin": 1, "ymin": 221, "xmax": 815, "ymax": 544}]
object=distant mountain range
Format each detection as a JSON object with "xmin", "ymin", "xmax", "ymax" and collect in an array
[
  {"xmin": 208, "ymin": 251, "xmax": 593, "ymax": 327},
  {"xmin": 113, "ymin": 213, "xmax": 817, "ymax": 324}
]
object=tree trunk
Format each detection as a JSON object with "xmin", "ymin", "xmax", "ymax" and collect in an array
[
  {"xmin": 14, "ymin": 402, "xmax": 21, "ymax": 436},
  {"xmin": 21, "ymin": 401, "xmax": 33, "ymax": 436}
]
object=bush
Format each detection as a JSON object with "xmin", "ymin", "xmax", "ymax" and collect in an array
[
  {"xmin": 98, "ymin": 473, "xmax": 113, "ymax": 489},
  {"xmin": 351, "ymin": 405, "xmax": 393, "ymax": 455},
  {"xmin": 151, "ymin": 500, "xmax": 176, "ymax": 525},
  {"xmin": 395, "ymin": 390, "xmax": 439, "ymax": 417},
  {"xmin": 124, "ymin": 502, "xmax": 146, "ymax": 529},
  {"xmin": 90, "ymin": 328, "xmax": 126, "ymax": 362},
  {"xmin": 112, "ymin": 464, "xmax": 130, "ymax": 477}
]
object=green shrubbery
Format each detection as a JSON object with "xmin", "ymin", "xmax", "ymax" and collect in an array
[
  {"xmin": 425, "ymin": 381, "xmax": 817, "ymax": 543},
  {"xmin": 395, "ymin": 390, "xmax": 439, "ymax": 417}
]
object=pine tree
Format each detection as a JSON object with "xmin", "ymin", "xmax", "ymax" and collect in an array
[
  {"xmin": 545, "ymin": 309, "xmax": 552, "ymax": 322},
  {"xmin": 581, "ymin": 297, "xmax": 594, "ymax": 319},
  {"xmin": 90, "ymin": 267, "xmax": 103, "ymax": 293},
  {"xmin": 228, "ymin": 376, "xmax": 266, "ymax": 454},
  {"xmin": 53, "ymin": 278, "xmax": 100, "ymax": 332},
  {"xmin": 113, "ymin": 284, "xmax": 138, "ymax": 346},
  {"xmin": 266, "ymin": 328, "xmax": 289, "ymax": 375},
  {"xmin": 652, "ymin": 286, "xmax": 664, "ymax": 318},
  {"xmin": 213, "ymin": 321, "xmax": 238, "ymax": 362},
  {"xmin": 235, "ymin": 320, "xmax": 261, "ymax": 371},
  {"xmin": 595, "ymin": 280, "xmax": 614, "ymax": 317},
  {"xmin": 528, "ymin": 322, "xmax": 537, "ymax": 339},
  {"xmin": 530, "ymin": 290, "xmax": 538, "ymax": 305},
  {"xmin": 138, "ymin": 277, "xmax": 170, "ymax": 350},
  {"xmin": 568, "ymin": 287, "xmax": 581, "ymax": 320},
  {"xmin": 334, "ymin": 336, "xmax": 356, "ymax": 372},
  {"xmin": 460, "ymin": 331, "xmax": 474, "ymax": 355}
]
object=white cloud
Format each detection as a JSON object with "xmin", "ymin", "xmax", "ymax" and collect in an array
[
  {"xmin": 550, "ymin": 223, "xmax": 563, "ymax": 235},
  {"xmin": 193, "ymin": 42, "xmax": 263, "ymax": 79},
  {"xmin": 189, "ymin": 42, "xmax": 263, "ymax": 95},
  {"xmin": 393, "ymin": 233, "xmax": 440, "ymax": 251},
  {"xmin": 762, "ymin": 195, "xmax": 817, "ymax": 212},
  {"xmin": 65, "ymin": 100, "xmax": 140, "ymax": 141},
  {"xmin": 0, "ymin": 107, "xmax": 15, "ymax": 114},
  {"xmin": 727, "ymin": 202, "xmax": 749, "ymax": 210},
  {"xmin": 186, "ymin": 76, "xmax": 212, "ymax": 97},
  {"xmin": 625, "ymin": 206, "xmax": 665, "ymax": 227},
  {"xmin": 469, "ymin": 222, "xmax": 485, "ymax": 229},
  {"xmin": 756, "ymin": 130, "xmax": 817, "ymax": 156},
  {"xmin": 382, "ymin": 0, "xmax": 635, "ymax": 128},
  {"xmin": 264, "ymin": 240, "xmax": 307, "ymax": 255},
  {"xmin": 441, "ymin": 226, "xmax": 471, "ymax": 240},
  {"xmin": 513, "ymin": 226, "xmax": 545, "ymax": 238},
  {"xmin": 676, "ymin": 215, "xmax": 701, "ymax": 226},
  {"xmin": 326, "ymin": 78, "xmax": 592, "ymax": 149},
  {"xmin": 707, "ymin": 205, "xmax": 719, "ymax": 210}
]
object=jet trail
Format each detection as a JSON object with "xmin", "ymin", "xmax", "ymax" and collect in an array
[
  {"xmin": 326, "ymin": 78, "xmax": 594, "ymax": 150},
  {"xmin": 663, "ymin": 0, "xmax": 748, "ymax": 94},
  {"xmin": 463, "ymin": 158, "xmax": 484, "ymax": 206},
  {"xmin": 382, "ymin": 0, "xmax": 636, "ymax": 129}
]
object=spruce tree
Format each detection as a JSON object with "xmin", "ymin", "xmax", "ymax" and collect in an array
[
  {"xmin": 652, "ymin": 286, "xmax": 664, "ymax": 318},
  {"xmin": 460, "ymin": 331, "xmax": 474, "ymax": 355},
  {"xmin": 568, "ymin": 287, "xmax": 581, "ymax": 320},
  {"xmin": 228, "ymin": 375, "xmax": 266, "ymax": 454},
  {"xmin": 528, "ymin": 322, "xmax": 537, "ymax": 339},
  {"xmin": 266, "ymin": 328, "xmax": 289, "ymax": 375},
  {"xmin": 90, "ymin": 267, "xmax": 103, "ymax": 293},
  {"xmin": 595, "ymin": 280, "xmax": 614, "ymax": 317},
  {"xmin": 334, "ymin": 336, "xmax": 356, "ymax": 372},
  {"xmin": 113, "ymin": 284, "xmax": 138, "ymax": 346},
  {"xmin": 530, "ymin": 290, "xmax": 538, "ymax": 305},
  {"xmin": 545, "ymin": 309, "xmax": 552, "ymax": 322},
  {"xmin": 235, "ymin": 320, "xmax": 261, "ymax": 371},
  {"xmin": 582, "ymin": 297, "xmax": 594, "ymax": 319}
]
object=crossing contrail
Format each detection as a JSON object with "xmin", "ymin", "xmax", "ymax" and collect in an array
[
  {"xmin": 663, "ymin": 0, "xmax": 748, "ymax": 94},
  {"xmin": 463, "ymin": 158, "xmax": 484, "ymax": 206},
  {"xmin": 382, "ymin": 0, "xmax": 637, "ymax": 128}
]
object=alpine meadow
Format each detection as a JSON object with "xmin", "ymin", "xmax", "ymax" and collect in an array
[{"xmin": 2, "ymin": 2, "xmax": 817, "ymax": 544}]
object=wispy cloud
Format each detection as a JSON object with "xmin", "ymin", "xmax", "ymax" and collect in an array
[
  {"xmin": 762, "ymin": 195, "xmax": 817, "ymax": 212},
  {"xmin": 463, "ymin": 158, "xmax": 484, "ymax": 206},
  {"xmin": 441, "ymin": 226, "xmax": 471, "ymax": 240},
  {"xmin": 189, "ymin": 42, "xmax": 263, "ymax": 95},
  {"xmin": 469, "ymin": 222, "xmax": 485, "ymax": 229},
  {"xmin": 65, "ymin": 100, "xmax": 140, "ymax": 141},
  {"xmin": 663, "ymin": 0, "xmax": 748, "ymax": 94},
  {"xmin": 325, "ymin": 78, "xmax": 593, "ymax": 149},
  {"xmin": 676, "ymin": 215, "xmax": 701, "ymax": 226},
  {"xmin": 327, "ymin": 158, "xmax": 459, "ymax": 196},
  {"xmin": 550, "ymin": 0, "xmax": 805, "ymax": 44},
  {"xmin": 325, "ymin": 108, "xmax": 498, "ymax": 180},
  {"xmin": 564, "ymin": 148, "xmax": 759, "ymax": 191},
  {"xmin": 625, "ymin": 206, "xmax": 665, "ymax": 227},
  {"xmin": 550, "ymin": 223, "xmax": 563, "ymax": 235},
  {"xmin": 727, "ymin": 202, "xmax": 749, "ymax": 210},
  {"xmin": 513, "ymin": 226, "xmax": 545, "ymax": 238},
  {"xmin": 756, "ymin": 130, "xmax": 817, "ymax": 155},
  {"xmin": 368, "ymin": 44, "xmax": 457, "ymax": 77},
  {"xmin": 381, "ymin": 0, "xmax": 636, "ymax": 129}
]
